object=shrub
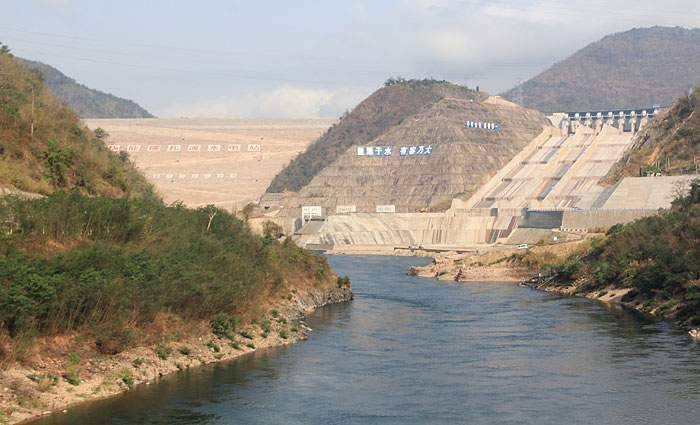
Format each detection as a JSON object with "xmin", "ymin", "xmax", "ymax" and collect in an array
[
  {"xmin": 246, "ymin": 343, "xmax": 255, "ymax": 349},
  {"xmin": 279, "ymin": 330, "xmax": 288, "ymax": 339},
  {"xmin": 132, "ymin": 358, "xmax": 144, "ymax": 367},
  {"xmin": 178, "ymin": 347, "xmax": 191, "ymax": 355},
  {"xmin": 155, "ymin": 346, "xmax": 171, "ymax": 360},
  {"xmin": 206, "ymin": 341, "xmax": 220, "ymax": 353},
  {"xmin": 210, "ymin": 313, "xmax": 238, "ymax": 338}
]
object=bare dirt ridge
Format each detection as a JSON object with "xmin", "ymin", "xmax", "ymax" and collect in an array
[{"xmin": 0, "ymin": 283, "xmax": 352, "ymax": 425}]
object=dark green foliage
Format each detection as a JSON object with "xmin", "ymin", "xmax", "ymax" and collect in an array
[
  {"xmin": 552, "ymin": 179, "xmax": 700, "ymax": 325},
  {"xmin": 210, "ymin": 313, "xmax": 239, "ymax": 338},
  {"xmin": 178, "ymin": 347, "xmax": 191, "ymax": 355},
  {"xmin": 155, "ymin": 346, "xmax": 171, "ymax": 360},
  {"xmin": 206, "ymin": 341, "xmax": 220, "ymax": 353},
  {"xmin": 337, "ymin": 276, "xmax": 350, "ymax": 288},
  {"xmin": 0, "ymin": 193, "xmax": 333, "ymax": 350}
]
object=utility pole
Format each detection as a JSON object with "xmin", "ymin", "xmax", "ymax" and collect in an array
[{"xmin": 30, "ymin": 84, "xmax": 35, "ymax": 139}]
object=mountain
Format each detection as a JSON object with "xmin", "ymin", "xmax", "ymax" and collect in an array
[
  {"xmin": 607, "ymin": 84, "xmax": 700, "ymax": 182},
  {"xmin": 502, "ymin": 26, "xmax": 700, "ymax": 112},
  {"xmin": 0, "ymin": 43, "xmax": 155, "ymax": 198},
  {"xmin": 267, "ymin": 78, "xmax": 548, "ymax": 213},
  {"xmin": 266, "ymin": 79, "xmax": 481, "ymax": 193},
  {"xmin": 18, "ymin": 58, "xmax": 154, "ymax": 119}
]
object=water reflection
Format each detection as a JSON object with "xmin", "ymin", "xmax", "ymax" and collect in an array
[{"xmin": 30, "ymin": 255, "xmax": 700, "ymax": 425}]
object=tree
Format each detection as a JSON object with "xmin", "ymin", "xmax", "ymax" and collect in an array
[{"xmin": 94, "ymin": 127, "xmax": 109, "ymax": 141}]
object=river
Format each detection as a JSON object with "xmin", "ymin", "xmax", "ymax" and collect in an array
[{"xmin": 30, "ymin": 255, "xmax": 700, "ymax": 424}]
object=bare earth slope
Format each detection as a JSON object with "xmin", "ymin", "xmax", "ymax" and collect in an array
[
  {"xmin": 84, "ymin": 118, "xmax": 335, "ymax": 208},
  {"xmin": 502, "ymin": 26, "xmax": 700, "ymax": 111}
]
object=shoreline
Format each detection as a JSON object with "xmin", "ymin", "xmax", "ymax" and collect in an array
[
  {"xmin": 2, "ymin": 285, "xmax": 353, "ymax": 425},
  {"xmin": 519, "ymin": 277, "xmax": 700, "ymax": 342}
]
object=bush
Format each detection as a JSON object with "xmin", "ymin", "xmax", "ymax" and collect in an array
[
  {"xmin": 178, "ymin": 347, "xmax": 191, "ymax": 355},
  {"xmin": 337, "ymin": 276, "xmax": 351, "ymax": 288},
  {"xmin": 206, "ymin": 341, "xmax": 220, "ymax": 353},
  {"xmin": 279, "ymin": 330, "xmax": 288, "ymax": 339},
  {"xmin": 155, "ymin": 346, "xmax": 171, "ymax": 360},
  {"xmin": 210, "ymin": 313, "xmax": 238, "ymax": 338}
]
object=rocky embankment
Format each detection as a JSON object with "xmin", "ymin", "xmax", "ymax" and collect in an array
[
  {"xmin": 406, "ymin": 249, "xmax": 539, "ymax": 282},
  {"xmin": 0, "ymin": 284, "xmax": 352, "ymax": 424},
  {"xmin": 519, "ymin": 277, "xmax": 700, "ymax": 342}
]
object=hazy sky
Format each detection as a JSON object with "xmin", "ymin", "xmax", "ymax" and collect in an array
[{"xmin": 1, "ymin": 0, "xmax": 699, "ymax": 118}]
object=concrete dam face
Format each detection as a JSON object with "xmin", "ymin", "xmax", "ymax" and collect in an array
[{"xmin": 291, "ymin": 112, "xmax": 688, "ymax": 249}]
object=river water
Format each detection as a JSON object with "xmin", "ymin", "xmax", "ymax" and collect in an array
[{"xmin": 31, "ymin": 255, "xmax": 700, "ymax": 425}]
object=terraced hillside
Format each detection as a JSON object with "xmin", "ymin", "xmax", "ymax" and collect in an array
[
  {"xmin": 267, "ymin": 79, "xmax": 488, "ymax": 193},
  {"xmin": 502, "ymin": 26, "xmax": 700, "ymax": 111},
  {"xmin": 279, "ymin": 92, "xmax": 548, "ymax": 214}
]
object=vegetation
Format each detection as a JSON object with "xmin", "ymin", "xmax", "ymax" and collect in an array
[
  {"xmin": 0, "ymin": 43, "xmax": 155, "ymax": 198},
  {"xmin": 502, "ymin": 27, "xmax": 700, "ymax": 111},
  {"xmin": 547, "ymin": 179, "xmax": 700, "ymax": 327},
  {"xmin": 266, "ymin": 80, "xmax": 484, "ymax": 193},
  {"xmin": 0, "ymin": 192, "xmax": 334, "ymax": 363},
  {"xmin": 607, "ymin": 84, "xmax": 700, "ymax": 182},
  {"xmin": 18, "ymin": 58, "xmax": 154, "ymax": 119}
]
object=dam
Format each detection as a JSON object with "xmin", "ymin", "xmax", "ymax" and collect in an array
[{"xmin": 282, "ymin": 106, "xmax": 695, "ymax": 250}]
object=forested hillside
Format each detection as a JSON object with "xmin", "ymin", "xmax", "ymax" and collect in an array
[
  {"xmin": 607, "ymin": 84, "xmax": 700, "ymax": 182},
  {"xmin": 0, "ymin": 193, "xmax": 339, "ymax": 360},
  {"xmin": 545, "ymin": 179, "xmax": 700, "ymax": 328},
  {"xmin": 0, "ymin": 43, "xmax": 154, "ymax": 198},
  {"xmin": 502, "ymin": 26, "xmax": 700, "ymax": 111},
  {"xmin": 266, "ymin": 78, "xmax": 487, "ymax": 193},
  {"xmin": 19, "ymin": 58, "xmax": 154, "ymax": 119}
]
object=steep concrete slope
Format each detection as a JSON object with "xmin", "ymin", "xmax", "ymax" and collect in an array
[{"xmin": 282, "ymin": 95, "xmax": 548, "ymax": 214}]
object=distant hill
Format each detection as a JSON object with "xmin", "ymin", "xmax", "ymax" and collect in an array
[
  {"xmin": 0, "ymin": 42, "xmax": 156, "ymax": 198},
  {"xmin": 502, "ymin": 26, "xmax": 700, "ymax": 112},
  {"xmin": 607, "ymin": 84, "xmax": 700, "ymax": 182},
  {"xmin": 267, "ymin": 79, "xmax": 490, "ymax": 193},
  {"xmin": 18, "ymin": 58, "xmax": 154, "ymax": 119}
]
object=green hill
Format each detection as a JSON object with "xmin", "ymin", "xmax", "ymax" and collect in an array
[
  {"xmin": 18, "ymin": 58, "xmax": 154, "ymax": 119},
  {"xmin": 266, "ymin": 78, "xmax": 488, "ymax": 193},
  {"xmin": 607, "ymin": 84, "xmax": 700, "ymax": 182},
  {"xmin": 502, "ymin": 26, "xmax": 700, "ymax": 112},
  {"xmin": 0, "ymin": 42, "xmax": 155, "ymax": 198}
]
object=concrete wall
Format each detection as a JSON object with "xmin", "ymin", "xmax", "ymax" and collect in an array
[
  {"xmin": 561, "ymin": 209, "xmax": 658, "ymax": 231},
  {"xmin": 519, "ymin": 210, "xmax": 564, "ymax": 229}
]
